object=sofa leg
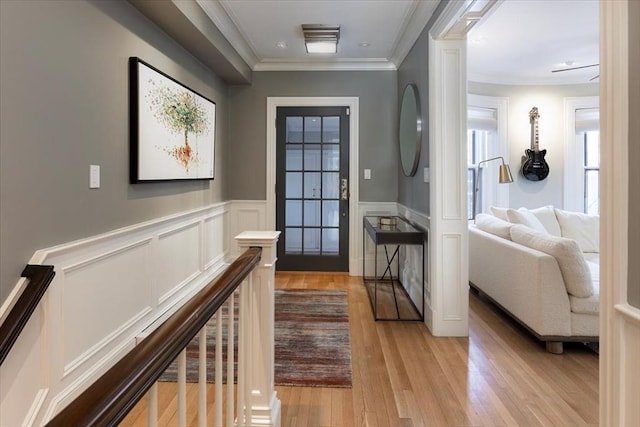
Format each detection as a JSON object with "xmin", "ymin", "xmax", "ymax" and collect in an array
[{"xmin": 545, "ymin": 341, "xmax": 564, "ymax": 354}]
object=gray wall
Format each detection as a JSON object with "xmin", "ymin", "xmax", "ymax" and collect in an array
[
  {"xmin": 397, "ymin": 23, "xmax": 430, "ymax": 214},
  {"xmin": 0, "ymin": 0, "xmax": 229, "ymax": 303},
  {"xmin": 468, "ymin": 82, "xmax": 598, "ymax": 209},
  {"xmin": 226, "ymin": 71, "xmax": 397, "ymax": 202},
  {"xmin": 629, "ymin": 0, "xmax": 640, "ymax": 308}
]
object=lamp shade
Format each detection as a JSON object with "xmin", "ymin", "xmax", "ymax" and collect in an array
[
  {"xmin": 474, "ymin": 156, "xmax": 514, "ymax": 220},
  {"xmin": 499, "ymin": 164, "xmax": 514, "ymax": 183}
]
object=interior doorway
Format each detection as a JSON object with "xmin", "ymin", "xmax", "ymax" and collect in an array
[
  {"xmin": 275, "ymin": 106, "xmax": 350, "ymax": 271},
  {"xmin": 266, "ymin": 97, "xmax": 360, "ymax": 274}
]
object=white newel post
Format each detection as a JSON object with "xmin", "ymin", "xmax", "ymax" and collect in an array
[{"xmin": 235, "ymin": 231, "xmax": 282, "ymax": 427}]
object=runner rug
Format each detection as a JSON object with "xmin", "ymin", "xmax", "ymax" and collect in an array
[{"xmin": 159, "ymin": 289, "xmax": 352, "ymax": 388}]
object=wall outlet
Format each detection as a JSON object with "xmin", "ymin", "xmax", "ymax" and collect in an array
[
  {"xmin": 89, "ymin": 165, "xmax": 100, "ymax": 189},
  {"xmin": 423, "ymin": 167, "xmax": 430, "ymax": 183},
  {"xmin": 364, "ymin": 169, "xmax": 371, "ymax": 180}
]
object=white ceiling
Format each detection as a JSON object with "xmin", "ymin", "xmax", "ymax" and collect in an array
[
  {"xmin": 194, "ymin": 0, "xmax": 599, "ymax": 84},
  {"xmin": 197, "ymin": 0, "xmax": 439, "ymax": 70},
  {"xmin": 467, "ymin": 0, "xmax": 600, "ymax": 85}
]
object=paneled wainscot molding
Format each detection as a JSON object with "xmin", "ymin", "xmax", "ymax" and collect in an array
[{"xmin": 0, "ymin": 203, "xmax": 232, "ymax": 426}]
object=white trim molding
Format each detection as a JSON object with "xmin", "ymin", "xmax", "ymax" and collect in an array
[
  {"xmin": 563, "ymin": 96, "xmax": 600, "ymax": 212},
  {"xmin": 227, "ymin": 200, "xmax": 268, "ymax": 257},
  {"xmin": 390, "ymin": 0, "xmax": 441, "ymax": 66},
  {"xmin": 195, "ymin": 0, "xmax": 259, "ymax": 68},
  {"xmin": 266, "ymin": 97, "xmax": 360, "ymax": 275},
  {"xmin": 600, "ymin": 0, "xmax": 640, "ymax": 425},
  {"xmin": 428, "ymin": 34, "xmax": 469, "ymax": 336},
  {"xmin": 254, "ymin": 59, "xmax": 396, "ymax": 72},
  {"xmin": 358, "ymin": 202, "xmax": 400, "ymax": 277},
  {"xmin": 0, "ymin": 202, "xmax": 232, "ymax": 426},
  {"xmin": 467, "ymin": 94, "xmax": 510, "ymax": 210},
  {"xmin": 397, "ymin": 204, "xmax": 431, "ymax": 323}
]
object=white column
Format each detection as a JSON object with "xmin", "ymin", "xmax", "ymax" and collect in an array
[
  {"xmin": 235, "ymin": 231, "xmax": 282, "ymax": 427},
  {"xmin": 600, "ymin": 1, "xmax": 640, "ymax": 425},
  {"xmin": 427, "ymin": 36, "xmax": 469, "ymax": 337}
]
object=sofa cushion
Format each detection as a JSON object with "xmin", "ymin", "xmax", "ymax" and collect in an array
[
  {"xmin": 569, "ymin": 294, "xmax": 599, "ymax": 314},
  {"xmin": 475, "ymin": 214, "xmax": 513, "ymax": 240},
  {"xmin": 526, "ymin": 206, "xmax": 562, "ymax": 236},
  {"xmin": 510, "ymin": 225, "xmax": 593, "ymax": 297},
  {"xmin": 584, "ymin": 254, "xmax": 600, "ymax": 290},
  {"xmin": 569, "ymin": 259, "xmax": 600, "ymax": 314},
  {"xmin": 506, "ymin": 209, "xmax": 549, "ymax": 234},
  {"xmin": 554, "ymin": 209, "xmax": 599, "ymax": 253},
  {"xmin": 489, "ymin": 206, "xmax": 509, "ymax": 221}
]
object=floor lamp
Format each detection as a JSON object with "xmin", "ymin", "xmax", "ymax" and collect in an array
[{"xmin": 473, "ymin": 156, "xmax": 514, "ymax": 220}]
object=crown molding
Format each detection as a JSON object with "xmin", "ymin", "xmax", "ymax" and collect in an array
[
  {"xmin": 196, "ymin": 0, "xmax": 258, "ymax": 68},
  {"xmin": 468, "ymin": 72, "xmax": 600, "ymax": 86},
  {"xmin": 390, "ymin": 0, "xmax": 440, "ymax": 66},
  {"xmin": 253, "ymin": 59, "xmax": 397, "ymax": 72},
  {"xmin": 196, "ymin": 0, "xmax": 438, "ymax": 72}
]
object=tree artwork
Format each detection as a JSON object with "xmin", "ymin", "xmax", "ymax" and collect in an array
[{"xmin": 147, "ymin": 81, "xmax": 211, "ymax": 171}]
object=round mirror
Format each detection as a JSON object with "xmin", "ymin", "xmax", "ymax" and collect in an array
[{"xmin": 399, "ymin": 83, "xmax": 422, "ymax": 177}]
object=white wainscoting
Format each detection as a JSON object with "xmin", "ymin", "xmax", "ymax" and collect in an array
[
  {"xmin": 0, "ymin": 198, "xmax": 437, "ymax": 426},
  {"xmin": 227, "ymin": 200, "xmax": 268, "ymax": 257},
  {"xmin": 359, "ymin": 203, "xmax": 431, "ymax": 326},
  {"xmin": 358, "ymin": 202, "xmax": 399, "ymax": 277},
  {"xmin": 0, "ymin": 203, "xmax": 231, "ymax": 426},
  {"xmin": 397, "ymin": 204, "xmax": 431, "ymax": 325}
]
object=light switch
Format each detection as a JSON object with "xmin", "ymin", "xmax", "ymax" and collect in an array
[
  {"xmin": 423, "ymin": 167, "xmax": 430, "ymax": 183},
  {"xmin": 89, "ymin": 165, "xmax": 100, "ymax": 189},
  {"xmin": 364, "ymin": 169, "xmax": 371, "ymax": 180}
]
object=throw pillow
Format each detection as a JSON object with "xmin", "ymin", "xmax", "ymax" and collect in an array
[
  {"xmin": 525, "ymin": 206, "xmax": 562, "ymax": 237},
  {"xmin": 506, "ymin": 208, "xmax": 548, "ymax": 234},
  {"xmin": 554, "ymin": 209, "xmax": 599, "ymax": 253},
  {"xmin": 489, "ymin": 206, "xmax": 509, "ymax": 221},
  {"xmin": 510, "ymin": 225, "xmax": 593, "ymax": 298},
  {"xmin": 475, "ymin": 213, "xmax": 513, "ymax": 240}
]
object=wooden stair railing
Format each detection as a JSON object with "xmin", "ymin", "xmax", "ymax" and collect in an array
[
  {"xmin": 0, "ymin": 264, "xmax": 56, "ymax": 365},
  {"xmin": 45, "ymin": 247, "xmax": 262, "ymax": 427}
]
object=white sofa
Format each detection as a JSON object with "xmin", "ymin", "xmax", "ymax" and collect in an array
[{"xmin": 469, "ymin": 206, "xmax": 599, "ymax": 353}]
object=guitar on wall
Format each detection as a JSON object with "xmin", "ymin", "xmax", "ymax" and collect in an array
[{"xmin": 522, "ymin": 106, "xmax": 550, "ymax": 181}]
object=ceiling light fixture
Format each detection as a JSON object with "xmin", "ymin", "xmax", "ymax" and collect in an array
[
  {"xmin": 302, "ymin": 24, "xmax": 340, "ymax": 54},
  {"xmin": 276, "ymin": 41, "xmax": 287, "ymax": 49},
  {"xmin": 359, "ymin": 42, "xmax": 370, "ymax": 47}
]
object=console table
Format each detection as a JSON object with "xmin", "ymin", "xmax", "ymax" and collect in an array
[{"xmin": 363, "ymin": 216, "xmax": 425, "ymax": 321}]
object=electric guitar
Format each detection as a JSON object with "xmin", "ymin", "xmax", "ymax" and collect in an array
[{"xmin": 522, "ymin": 107, "xmax": 550, "ymax": 181}]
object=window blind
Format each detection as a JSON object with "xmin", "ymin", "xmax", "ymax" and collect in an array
[
  {"xmin": 575, "ymin": 108, "xmax": 600, "ymax": 132},
  {"xmin": 468, "ymin": 106, "xmax": 497, "ymax": 131}
]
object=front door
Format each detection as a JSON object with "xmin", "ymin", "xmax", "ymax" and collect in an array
[{"xmin": 276, "ymin": 106, "xmax": 349, "ymax": 271}]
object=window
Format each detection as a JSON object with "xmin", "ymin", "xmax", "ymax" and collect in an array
[
  {"xmin": 583, "ymin": 130, "xmax": 600, "ymax": 214},
  {"xmin": 564, "ymin": 98, "xmax": 599, "ymax": 214},
  {"xmin": 467, "ymin": 129, "xmax": 490, "ymax": 219},
  {"xmin": 467, "ymin": 95, "xmax": 509, "ymax": 220}
]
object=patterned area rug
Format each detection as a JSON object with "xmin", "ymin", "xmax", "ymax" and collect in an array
[{"xmin": 160, "ymin": 289, "xmax": 352, "ymax": 388}]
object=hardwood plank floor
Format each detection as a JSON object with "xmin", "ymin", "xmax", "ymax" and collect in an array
[{"xmin": 121, "ymin": 272, "xmax": 598, "ymax": 426}]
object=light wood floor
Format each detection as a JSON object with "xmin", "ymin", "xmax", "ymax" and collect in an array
[{"xmin": 121, "ymin": 272, "xmax": 599, "ymax": 426}]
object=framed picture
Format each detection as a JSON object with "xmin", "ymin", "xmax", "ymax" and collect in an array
[{"xmin": 129, "ymin": 57, "xmax": 216, "ymax": 183}]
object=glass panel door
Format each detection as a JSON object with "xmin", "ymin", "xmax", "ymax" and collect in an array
[{"xmin": 276, "ymin": 107, "xmax": 349, "ymax": 271}]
